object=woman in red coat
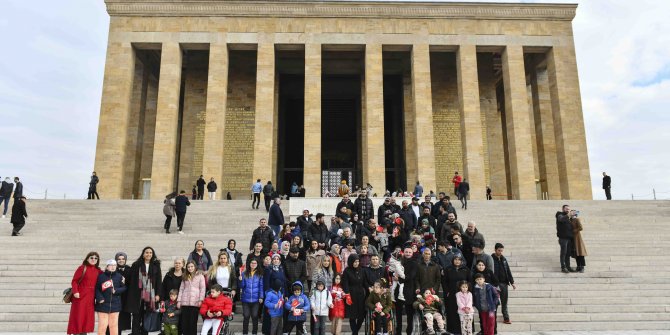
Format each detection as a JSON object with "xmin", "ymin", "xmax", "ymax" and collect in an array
[{"xmin": 68, "ymin": 251, "xmax": 103, "ymax": 334}]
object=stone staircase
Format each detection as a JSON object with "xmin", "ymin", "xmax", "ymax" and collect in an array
[{"xmin": 0, "ymin": 199, "xmax": 669, "ymax": 333}]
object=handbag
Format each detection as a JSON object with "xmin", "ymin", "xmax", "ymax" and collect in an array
[
  {"xmin": 143, "ymin": 310, "xmax": 162, "ymax": 332},
  {"xmin": 63, "ymin": 266, "xmax": 87, "ymax": 303}
]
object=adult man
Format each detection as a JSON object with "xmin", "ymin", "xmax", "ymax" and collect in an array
[
  {"xmin": 333, "ymin": 227, "xmax": 356, "ymax": 247},
  {"xmin": 439, "ymin": 196, "xmax": 458, "ymax": 219},
  {"xmin": 389, "ymin": 197, "xmax": 401, "ymax": 213},
  {"xmin": 268, "ymin": 198, "xmax": 285, "ymax": 239},
  {"xmin": 88, "ymin": 172, "xmax": 99, "ymax": 200},
  {"xmin": 13, "ymin": 177, "xmax": 23, "ymax": 203},
  {"xmin": 430, "ymin": 192, "xmax": 445, "ymax": 218},
  {"xmin": 363, "ymin": 254, "xmax": 388, "ymax": 291},
  {"xmin": 462, "ymin": 221, "xmax": 485, "ymax": 265},
  {"xmin": 377, "ymin": 197, "xmax": 396, "ymax": 222},
  {"xmin": 451, "ymin": 234, "xmax": 467, "ymax": 267},
  {"xmin": 413, "ymin": 181, "xmax": 423, "ymax": 197},
  {"xmin": 556, "ymin": 204, "xmax": 575, "ymax": 273},
  {"xmin": 262, "ymin": 181, "xmax": 275, "ymax": 212},
  {"xmin": 415, "ymin": 248, "xmax": 441, "ymax": 292},
  {"xmin": 174, "ymin": 190, "xmax": 190, "ymax": 234},
  {"xmin": 420, "ymin": 195, "xmax": 433, "ymax": 212},
  {"xmin": 458, "ymin": 178, "xmax": 470, "ymax": 210},
  {"xmin": 354, "ymin": 191, "xmax": 375, "ymax": 222},
  {"xmin": 337, "ymin": 180, "xmax": 350, "ymax": 197},
  {"xmin": 296, "ymin": 209, "xmax": 314, "ymax": 238},
  {"xmin": 451, "ymin": 171, "xmax": 462, "ymax": 197},
  {"xmin": 398, "ymin": 200, "xmax": 418, "ymax": 234},
  {"xmin": 307, "ymin": 213, "xmax": 330, "ymax": 248},
  {"xmin": 196, "ymin": 175, "xmax": 206, "ymax": 200},
  {"xmin": 440, "ymin": 213, "xmax": 463, "ymax": 244},
  {"xmin": 0, "ymin": 177, "xmax": 14, "ymax": 218},
  {"xmin": 410, "ymin": 197, "xmax": 422, "ymax": 220},
  {"xmin": 250, "ymin": 218, "xmax": 274, "ymax": 253},
  {"xmin": 602, "ymin": 172, "xmax": 612, "ymax": 200},
  {"xmin": 283, "ymin": 247, "xmax": 308, "ymax": 291},
  {"xmin": 251, "ymin": 178, "xmax": 262, "ymax": 209},
  {"xmin": 395, "ymin": 247, "xmax": 419, "ymax": 335},
  {"xmin": 206, "ymin": 177, "xmax": 217, "ymax": 200},
  {"xmin": 335, "ymin": 194, "xmax": 355, "ymax": 216},
  {"xmin": 10, "ymin": 196, "xmax": 27, "ymax": 236},
  {"xmin": 419, "ymin": 207, "xmax": 436, "ymax": 231},
  {"xmin": 471, "ymin": 242, "xmax": 494, "ymax": 273},
  {"xmin": 492, "ymin": 243, "xmax": 516, "ymax": 325}
]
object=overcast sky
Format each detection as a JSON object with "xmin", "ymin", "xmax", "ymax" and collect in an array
[{"xmin": 0, "ymin": 0, "xmax": 668, "ymax": 200}]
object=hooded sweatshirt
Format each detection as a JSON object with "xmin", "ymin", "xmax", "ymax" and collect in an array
[{"xmin": 284, "ymin": 281, "xmax": 311, "ymax": 321}]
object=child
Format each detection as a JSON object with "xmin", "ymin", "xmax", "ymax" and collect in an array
[
  {"xmin": 199, "ymin": 284, "xmax": 233, "ymax": 335},
  {"xmin": 284, "ymin": 282, "xmax": 311, "ymax": 335},
  {"xmin": 456, "ymin": 281, "xmax": 474, "ymax": 335},
  {"xmin": 387, "ymin": 248, "xmax": 405, "ymax": 301},
  {"xmin": 413, "ymin": 289, "xmax": 446, "ymax": 335},
  {"xmin": 472, "ymin": 273, "xmax": 500, "ymax": 335},
  {"xmin": 264, "ymin": 279, "xmax": 284, "ymax": 335},
  {"xmin": 310, "ymin": 280, "xmax": 333, "ymax": 335},
  {"xmin": 329, "ymin": 274, "xmax": 346, "ymax": 335},
  {"xmin": 163, "ymin": 289, "xmax": 181, "ymax": 335},
  {"xmin": 365, "ymin": 280, "xmax": 393, "ymax": 335}
]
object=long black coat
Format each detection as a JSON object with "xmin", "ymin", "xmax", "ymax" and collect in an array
[
  {"xmin": 354, "ymin": 198, "xmax": 374, "ymax": 221},
  {"xmin": 13, "ymin": 182, "xmax": 23, "ymax": 199},
  {"xmin": 124, "ymin": 260, "xmax": 162, "ymax": 314},
  {"xmin": 0, "ymin": 181, "xmax": 13, "ymax": 198},
  {"xmin": 400, "ymin": 257, "xmax": 419, "ymax": 304},
  {"xmin": 10, "ymin": 200, "xmax": 27, "ymax": 224},
  {"xmin": 341, "ymin": 255, "xmax": 366, "ymax": 319}
]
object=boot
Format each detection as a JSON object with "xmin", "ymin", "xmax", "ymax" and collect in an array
[
  {"xmin": 577, "ymin": 266, "xmax": 584, "ymax": 273},
  {"xmin": 567, "ymin": 267, "xmax": 577, "ymax": 272},
  {"xmin": 561, "ymin": 267, "xmax": 569, "ymax": 273}
]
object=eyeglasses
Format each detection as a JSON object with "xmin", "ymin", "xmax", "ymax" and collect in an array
[{"xmin": 89, "ymin": 256, "xmax": 98, "ymax": 260}]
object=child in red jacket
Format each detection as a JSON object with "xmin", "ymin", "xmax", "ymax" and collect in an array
[
  {"xmin": 329, "ymin": 274, "xmax": 346, "ymax": 335},
  {"xmin": 199, "ymin": 284, "xmax": 233, "ymax": 335}
]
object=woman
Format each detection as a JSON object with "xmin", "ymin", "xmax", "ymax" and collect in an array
[
  {"xmin": 445, "ymin": 256, "xmax": 472, "ymax": 335},
  {"xmin": 95, "ymin": 259, "xmax": 126, "ymax": 335},
  {"xmin": 207, "ymin": 252, "xmax": 237, "ymax": 295},
  {"xmin": 187, "ymin": 240, "xmax": 213, "ymax": 272},
  {"xmin": 178, "ymin": 260, "xmax": 206, "ymax": 335},
  {"xmin": 246, "ymin": 242, "xmax": 265, "ymax": 268},
  {"xmin": 357, "ymin": 235, "xmax": 378, "ymax": 256},
  {"xmin": 341, "ymin": 255, "xmax": 366, "ymax": 335},
  {"xmin": 305, "ymin": 240, "xmax": 326, "ymax": 289},
  {"xmin": 571, "ymin": 212, "xmax": 588, "ymax": 272},
  {"xmin": 312, "ymin": 256, "xmax": 334, "ymax": 291},
  {"xmin": 163, "ymin": 193, "xmax": 176, "ymax": 234},
  {"xmin": 67, "ymin": 251, "xmax": 103, "ymax": 335},
  {"xmin": 114, "ymin": 252, "xmax": 131, "ymax": 335},
  {"xmin": 224, "ymin": 239, "xmax": 244, "ymax": 275},
  {"xmin": 263, "ymin": 254, "xmax": 286, "ymax": 334},
  {"xmin": 161, "ymin": 258, "xmax": 185, "ymax": 303},
  {"xmin": 290, "ymin": 235, "xmax": 306, "ymax": 260},
  {"xmin": 240, "ymin": 259, "xmax": 264, "ymax": 335},
  {"xmin": 472, "ymin": 260, "xmax": 499, "ymax": 287},
  {"xmin": 328, "ymin": 244, "xmax": 343, "ymax": 274},
  {"xmin": 125, "ymin": 247, "xmax": 162, "ymax": 335},
  {"xmin": 350, "ymin": 213, "xmax": 363, "ymax": 239}
]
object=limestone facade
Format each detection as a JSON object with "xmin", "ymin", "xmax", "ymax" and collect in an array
[{"xmin": 94, "ymin": 0, "xmax": 593, "ymax": 200}]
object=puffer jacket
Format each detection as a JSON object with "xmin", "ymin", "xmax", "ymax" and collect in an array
[
  {"xmin": 310, "ymin": 287, "xmax": 333, "ymax": 316},
  {"xmin": 329, "ymin": 285, "xmax": 346, "ymax": 319},
  {"xmin": 178, "ymin": 273, "xmax": 206, "ymax": 307},
  {"xmin": 163, "ymin": 299, "xmax": 181, "ymax": 325},
  {"xmin": 239, "ymin": 271, "xmax": 264, "ymax": 303},
  {"xmin": 264, "ymin": 289, "xmax": 285, "ymax": 318},
  {"xmin": 94, "ymin": 270, "xmax": 127, "ymax": 313},
  {"xmin": 473, "ymin": 282, "xmax": 500, "ymax": 312},
  {"xmin": 285, "ymin": 281, "xmax": 311, "ymax": 322},
  {"xmin": 199, "ymin": 293, "xmax": 233, "ymax": 319}
]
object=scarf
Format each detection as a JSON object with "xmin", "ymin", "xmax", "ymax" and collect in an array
[
  {"xmin": 139, "ymin": 263, "xmax": 156, "ymax": 310},
  {"xmin": 225, "ymin": 248, "xmax": 237, "ymax": 266}
]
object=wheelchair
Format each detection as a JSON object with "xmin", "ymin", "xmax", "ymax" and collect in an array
[
  {"xmin": 411, "ymin": 302, "xmax": 448, "ymax": 335},
  {"xmin": 217, "ymin": 289, "xmax": 235, "ymax": 335},
  {"xmin": 364, "ymin": 309, "xmax": 396, "ymax": 335}
]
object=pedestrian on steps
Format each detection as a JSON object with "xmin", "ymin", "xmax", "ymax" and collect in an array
[
  {"xmin": 68, "ymin": 252, "xmax": 103, "ymax": 335},
  {"xmin": 163, "ymin": 193, "xmax": 176, "ymax": 234},
  {"xmin": 263, "ymin": 181, "xmax": 275, "ymax": 212},
  {"xmin": 10, "ymin": 195, "xmax": 27, "ymax": 236},
  {"xmin": 207, "ymin": 177, "xmax": 218, "ymax": 200},
  {"xmin": 95, "ymin": 259, "xmax": 127, "ymax": 335},
  {"xmin": 175, "ymin": 190, "xmax": 191, "ymax": 234},
  {"xmin": 0, "ymin": 177, "xmax": 13, "ymax": 218},
  {"xmin": 196, "ymin": 175, "xmax": 206, "ymax": 200},
  {"xmin": 88, "ymin": 172, "xmax": 100, "ymax": 200}
]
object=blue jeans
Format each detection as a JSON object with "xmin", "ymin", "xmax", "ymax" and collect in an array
[
  {"xmin": 271, "ymin": 224, "xmax": 281, "ymax": 241},
  {"xmin": 0, "ymin": 196, "xmax": 9, "ymax": 215}
]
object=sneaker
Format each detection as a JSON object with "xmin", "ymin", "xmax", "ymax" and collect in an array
[
  {"xmin": 503, "ymin": 319, "xmax": 511, "ymax": 324},
  {"xmin": 178, "ymin": 230, "xmax": 184, "ymax": 235},
  {"xmin": 561, "ymin": 267, "xmax": 569, "ymax": 273},
  {"xmin": 1, "ymin": 215, "xmax": 4, "ymax": 219}
]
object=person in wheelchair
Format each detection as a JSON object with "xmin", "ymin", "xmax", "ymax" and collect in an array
[
  {"xmin": 365, "ymin": 280, "xmax": 393, "ymax": 335},
  {"xmin": 412, "ymin": 289, "xmax": 446, "ymax": 335},
  {"xmin": 199, "ymin": 285, "xmax": 233, "ymax": 335}
]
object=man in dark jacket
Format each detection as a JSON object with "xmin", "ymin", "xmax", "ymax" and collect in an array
[
  {"xmin": 268, "ymin": 198, "xmax": 284, "ymax": 239},
  {"xmin": 335, "ymin": 194, "xmax": 355, "ymax": 215},
  {"xmin": 418, "ymin": 206, "xmax": 436, "ymax": 230},
  {"xmin": 88, "ymin": 172, "xmax": 99, "ymax": 200},
  {"xmin": 13, "ymin": 177, "xmax": 23, "ymax": 202},
  {"xmin": 492, "ymin": 243, "xmax": 516, "ymax": 325},
  {"xmin": 296, "ymin": 209, "xmax": 314, "ymax": 238},
  {"xmin": 174, "ymin": 190, "xmax": 190, "ymax": 234},
  {"xmin": 307, "ymin": 213, "xmax": 330, "ymax": 249},
  {"xmin": 556, "ymin": 205, "xmax": 575, "ymax": 273},
  {"xmin": 262, "ymin": 181, "xmax": 275, "ymax": 212},
  {"xmin": 196, "ymin": 175, "xmax": 206, "ymax": 200},
  {"xmin": 430, "ymin": 192, "xmax": 445, "ymax": 218},
  {"xmin": 602, "ymin": 172, "xmax": 612, "ymax": 200},
  {"xmin": 283, "ymin": 247, "xmax": 308, "ymax": 291},
  {"xmin": 0, "ymin": 177, "xmax": 14, "ymax": 218},
  {"xmin": 395, "ymin": 246, "xmax": 419, "ymax": 335},
  {"xmin": 250, "ymin": 218, "xmax": 274, "ymax": 253},
  {"xmin": 398, "ymin": 200, "xmax": 417, "ymax": 234},
  {"xmin": 377, "ymin": 197, "xmax": 396, "ymax": 222},
  {"xmin": 353, "ymin": 191, "xmax": 374, "ymax": 222},
  {"xmin": 463, "ymin": 221, "xmax": 485, "ymax": 265},
  {"xmin": 10, "ymin": 196, "xmax": 27, "ymax": 236},
  {"xmin": 206, "ymin": 177, "xmax": 217, "ymax": 200},
  {"xmin": 415, "ymin": 248, "xmax": 441, "ymax": 292},
  {"xmin": 458, "ymin": 178, "xmax": 470, "ymax": 210}
]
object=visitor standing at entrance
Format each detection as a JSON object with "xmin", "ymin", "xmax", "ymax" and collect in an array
[
  {"xmin": 269, "ymin": 198, "xmax": 285, "ymax": 240},
  {"xmin": 0, "ymin": 177, "xmax": 13, "ymax": 218},
  {"xmin": 10, "ymin": 196, "xmax": 27, "ymax": 236},
  {"xmin": 263, "ymin": 181, "xmax": 275, "ymax": 212},
  {"xmin": 252, "ymin": 179, "xmax": 262, "ymax": 209},
  {"xmin": 413, "ymin": 181, "xmax": 423, "ymax": 197},
  {"xmin": 196, "ymin": 175, "xmax": 206, "ymax": 200},
  {"xmin": 458, "ymin": 178, "xmax": 470, "ymax": 210},
  {"xmin": 602, "ymin": 172, "xmax": 612, "ymax": 200},
  {"xmin": 207, "ymin": 178, "xmax": 217, "ymax": 200},
  {"xmin": 88, "ymin": 172, "xmax": 100, "ymax": 200},
  {"xmin": 452, "ymin": 172, "xmax": 462, "ymax": 198},
  {"xmin": 175, "ymin": 190, "xmax": 191, "ymax": 234}
]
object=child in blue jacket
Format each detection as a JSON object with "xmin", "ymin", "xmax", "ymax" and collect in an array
[
  {"xmin": 473, "ymin": 273, "xmax": 500, "ymax": 335},
  {"xmin": 264, "ymin": 279, "xmax": 284, "ymax": 335},
  {"xmin": 283, "ymin": 281, "xmax": 311, "ymax": 335}
]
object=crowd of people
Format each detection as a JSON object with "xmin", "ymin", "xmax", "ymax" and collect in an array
[{"xmin": 74, "ymin": 188, "xmax": 589, "ymax": 335}]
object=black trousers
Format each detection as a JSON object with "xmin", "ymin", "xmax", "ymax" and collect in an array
[
  {"xmin": 283, "ymin": 320, "xmax": 305, "ymax": 334},
  {"xmin": 88, "ymin": 188, "xmax": 99, "ymax": 199},
  {"xmin": 176, "ymin": 211, "xmax": 186, "ymax": 231},
  {"xmin": 197, "ymin": 188, "xmax": 204, "ymax": 200},
  {"xmin": 252, "ymin": 193, "xmax": 261, "ymax": 208},
  {"xmin": 12, "ymin": 222, "xmax": 25, "ymax": 235},
  {"xmin": 243, "ymin": 302, "xmax": 260, "ymax": 334},
  {"xmin": 131, "ymin": 302, "xmax": 148, "ymax": 335},
  {"xmin": 605, "ymin": 187, "xmax": 612, "ymax": 200},
  {"xmin": 181, "ymin": 306, "xmax": 200, "ymax": 335},
  {"xmin": 264, "ymin": 195, "xmax": 272, "ymax": 211},
  {"xmin": 164, "ymin": 215, "xmax": 173, "ymax": 231},
  {"xmin": 576, "ymin": 256, "xmax": 586, "ymax": 267}
]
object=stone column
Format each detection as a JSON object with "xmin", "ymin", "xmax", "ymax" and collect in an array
[
  {"xmin": 362, "ymin": 44, "xmax": 386, "ymax": 194},
  {"xmin": 547, "ymin": 45, "xmax": 593, "ymax": 200},
  {"xmin": 94, "ymin": 42, "xmax": 136, "ymax": 199},
  {"xmin": 304, "ymin": 43, "xmax": 322, "ymax": 197},
  {"xmin": 456, "ymin": 45, "xmax": 487, "ymax": 200},
  {"xmin": 252, "ymin": 42, "xmax": 276, "ymax": 186},
  {"xmin": 149, "ymin": 42, "xmax": 183, "ymax": 199},
  {"xmin": 411, "ymin": 44, "xmax": 437, "ymax": 193},
  {"xmin": 530, "ymin": 67, "xmax": 561, "ymax": 199},
  {"xmin": 501, "ymin": 45, "xmax": 537, "ymax": 199},
  {"xmin": 202, "ymin": 42, "xmax": 229, "ymax": 198}
]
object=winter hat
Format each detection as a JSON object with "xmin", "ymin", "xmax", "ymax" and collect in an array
[
  {"xmin": 106, "ymin": 259, "xmax": 117, "ymax": 267},
  {"xmin": 271, "ymin": 253, "xmax": 282, "ymax": 260},
  {"xmin": 114, "ymin": 252, "xmax": 127, "ymax": 262},
  {"xmin": 421, "ymin": 218, "xmax": 429, "ymax": 225},
  {"xmin": 271, "ymin": 279, "xmax": 282, "ymax": 292}
]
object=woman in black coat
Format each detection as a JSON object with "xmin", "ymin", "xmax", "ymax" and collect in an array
[
  {"xmin": 125, "ymin": 246, "xmax": 162, "ymax": 335},
  {"xmin": 161, "ymin": 258, "xmax": 185, "ymax": 300},
  {"xmin": 341, "ymin": 254, "xmax": 366, "ymax": 335},
  {"xmin": 444, "ymin": 255, "xmax": 471, "ymax": 334},
  {"xmin": 187, "ymin": 240, "xmax": 213, "ymax": 272}
]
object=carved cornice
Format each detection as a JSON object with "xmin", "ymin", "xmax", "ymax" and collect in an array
[{"xmin": 104, "ymin": 1, "xmax": 577, "ymax": 21}]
